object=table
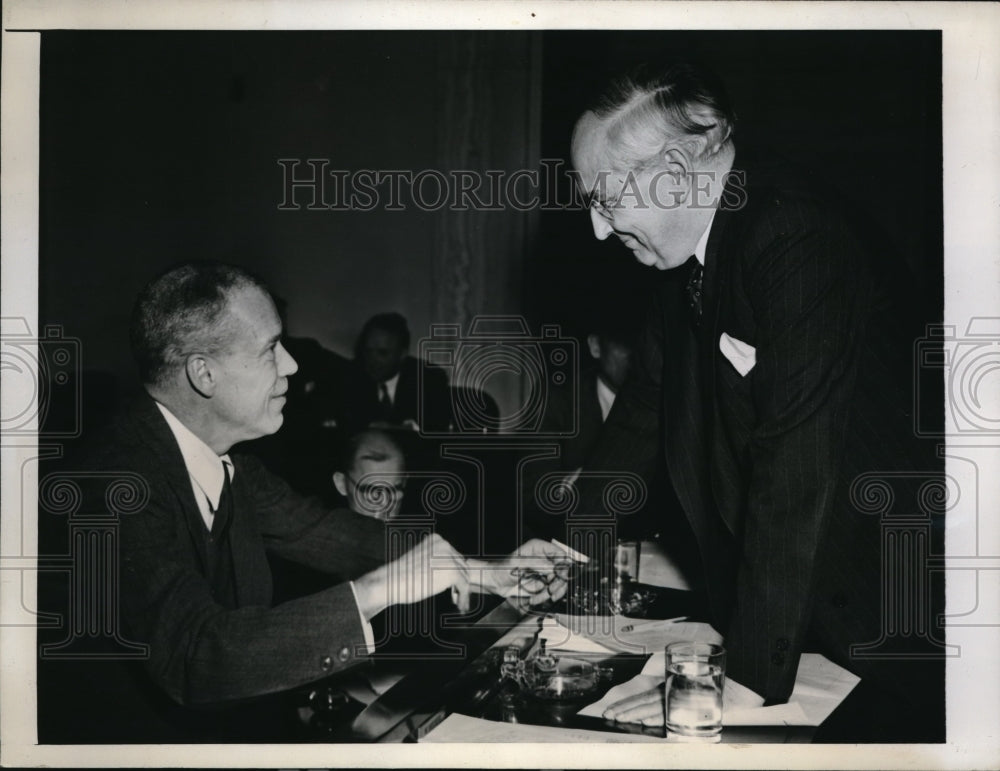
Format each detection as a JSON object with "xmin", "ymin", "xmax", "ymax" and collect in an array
[{"xmin": 304, "ymin": 597, "xmax": 820, "ymax": 743}]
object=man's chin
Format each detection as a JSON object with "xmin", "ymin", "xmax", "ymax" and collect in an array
[{"xmin": 632, "ymin": 250, "xmax": 671, "ymax": 270}]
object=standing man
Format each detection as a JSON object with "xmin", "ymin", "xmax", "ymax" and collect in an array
[
  {"xmin": 70, "ymin": 262, "xmax": 568, "ymax": 740},
  {"xmin": 568, "ymin": 64, "xmax": 943, "ymax": 740}
]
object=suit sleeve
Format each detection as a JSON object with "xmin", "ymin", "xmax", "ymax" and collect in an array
[
  {"xmin": 243, "ymin": 454, "xmax": 387, "ymax": 580},
  {"xmin": 723, "ymin": 203, "xmax": 867, "ymax": 703},
  {"xmin": 117, "ymin": 459, "xmax": 387, "ymax": 707}
]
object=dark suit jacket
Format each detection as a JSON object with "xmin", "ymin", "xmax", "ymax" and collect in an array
[
  {"xmin": 546, "ymin": 368, "xmax": 606, "ymax": 473},
  {"xmin": 340, "ymin": 356, "xmax": 451, "ymax": 433},
  {"xmin": 576, "ymin": 156, "xmax": 943, "ymax": 712},
  {"xmin": 82, "ymin": 396, "xmax": 387, "ymax": 709}
]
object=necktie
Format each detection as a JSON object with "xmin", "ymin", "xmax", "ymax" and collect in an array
[
  {"xmin": 685, "ymin": 259, "xmax": 704, "ymax": 325},
  {"xmin": 378, "ymin": 381, "xmax": 392, "ymax": 419},
  {"xmin": 209, "ymin": 461, "xmax": 233, "ymax": 537}
]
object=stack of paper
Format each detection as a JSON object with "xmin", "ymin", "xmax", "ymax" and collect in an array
[
  {"xmin": 545, "ymin": 614, "xmax": 722, "ymax": 656},
  {"xmin": 539, "ymin": 614, "xmax": 859, "ymax": 727},
  {"xmin": 578, "ymin": 652, "xmax": 858, "ymax": 727}
]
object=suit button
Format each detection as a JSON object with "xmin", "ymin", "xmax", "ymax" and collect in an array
[
  {"xmin": 832, "ymin": 593, "xmax": 848, "ymax": 609},
  {"xmin": 771, "ymin": 652, "xmax": 785, "ymax": 666},
  {"xmin": 320, "ymin": 655, "xmax": 333, "ymax": 672},
  {"xmin": 337, "ymin": 646, "xmax": 351, "ymax": 662},
  {"xmin": 776, "ymin": 637, "xmax": 789, "ymax": 652}
]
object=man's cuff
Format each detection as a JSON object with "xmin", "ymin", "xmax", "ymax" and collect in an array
[{"xmin": 349, "ymin": 580, "xmax": 376, "ymax": 654}]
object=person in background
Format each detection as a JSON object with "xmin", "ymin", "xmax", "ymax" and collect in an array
[
  {"xmin": 565, "ymin": 315, "xmax": 637, "ymax": 473},
  {"xmin": 342, "ymin": 312, "xmax": 452, "ymax": 433},
  {"xmin": 333, "ymin": 428, "xmax": 407, "ymax": 521}
]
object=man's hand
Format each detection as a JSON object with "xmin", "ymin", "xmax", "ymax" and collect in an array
[
  {"xmin": 601, "ymin": 684, "xmax": 665, "ymax": 726},
  {"xmin": 353, "ymin": 533, "xmax": 474, "ymax": 619},
  {"xmin": 468, "ymin": 539, "xmax": 581, "ymax": 609}
]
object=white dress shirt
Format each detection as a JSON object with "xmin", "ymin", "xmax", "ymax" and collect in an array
[
  {"xmin": 381, "ymin": 371, "xmax": 401, "ymax": 404},
  {"xmin": 154, "ymin": 401, "xmax": 375, "ymax": 651},
  {"xmin": 596, "ymin": 376, "xmax": 617, "ymax": 423},
  {"xmin": 693, "ymin": 206, "xmax": 717, "ymax": 266},
  {"xmin": 155, "ymin": 401, "xmax": 232, "ymax": 531}
]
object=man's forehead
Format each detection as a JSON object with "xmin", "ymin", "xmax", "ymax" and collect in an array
[
  {"xmin": 225, "ymin": 286, "xmax": 281, "ymax": 339},
  {"xmin": 355, "ymin": 455, "xmax": 404, "ymax": 476},
  {"xmin": 571, "ymin": 112, "xmax": 622, "ymax": 189}
]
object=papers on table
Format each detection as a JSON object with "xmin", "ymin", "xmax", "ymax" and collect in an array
[
  {"xmin": 636, "ymin": 539, "xmax": 694, "ymax": 590},
  {"xmin": 578, "ymin": 652, "xmax": 859, "ymax": 727},
  {"xmin": 544, "ymin": 614, "xmax": 722, "ymax": 656},
  {"xmin": 538, "ymin": 613, "xmax": 859, "ymax": 727},
  {"xmin": 421, "ymin": 713, "xmax": 664, "ymax": 743}
]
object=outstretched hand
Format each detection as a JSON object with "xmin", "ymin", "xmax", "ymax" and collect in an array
[
  {"xmin": 354, "ymin": 533, "xmax": 475, "ymax": 617},
  {"xmin": 469, "ymin": 538, "xmax": 584, "ymax": 609},
  {"xmin": 601, "ymin": 684, "xmax": 665, "ymax": 726}
]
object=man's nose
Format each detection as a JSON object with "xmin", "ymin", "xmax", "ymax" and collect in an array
[
  {"xmin": 590, "ymin": 207, "xmax": 615, "ymax": 240},
  {"xmin": 276, "ymin": 341, "xmax": 299, "ymax": 376}
]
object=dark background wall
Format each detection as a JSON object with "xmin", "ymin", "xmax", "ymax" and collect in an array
[{"xmin": 40, "ymin": 30, "xmax": 941, "ymax": 428}]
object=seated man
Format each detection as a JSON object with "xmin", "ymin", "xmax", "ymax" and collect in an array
[
  {"xmin": 66, "ymin": 262, "xmax": 570, "ymax": 741},
  {"xmin": 341, "ymin": 311, "xmax": 452, "ymax": 433},
  {"xmin": 333, "ymin": 428, "xmax": 407, "ymax": 521},
  {"xmin": 522, "ymin": 314, "xmax": 638, "ymax": 536}
]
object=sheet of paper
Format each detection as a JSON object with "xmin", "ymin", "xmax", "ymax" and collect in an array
[
  {"xmin": 550, "ymin": 615, "xmax": 722, "ymax": 656},
  {"xmin": 421, "ymin": 712, "xmax": 665, "ymax": 743},
  {"xmin": 637, "ymin": 540, "xmax": 693, "ymax": 590},
  {"xmin": 579, "ymin": 652, "xmax": 856, "ymax": 727},
  {"xmin": 538, "ymin": 615, "xmax": 615, "ymax": 654},
  {"xmin": 338, "ymin": 670, "xmax": 407, "ymax": 706}
]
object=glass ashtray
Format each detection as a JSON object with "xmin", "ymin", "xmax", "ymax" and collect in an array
[{"xmin": 500, "ymin": 639, "xmax": 613, "ymax": 701}]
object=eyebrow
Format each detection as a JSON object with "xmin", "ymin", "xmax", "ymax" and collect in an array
[{"xmin": 259, "ymin": 333, "xmax": 281, "ymax": 354}]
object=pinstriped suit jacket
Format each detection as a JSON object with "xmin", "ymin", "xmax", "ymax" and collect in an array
[
  {"xmin": 577, "ymin": 157, "xmax": 941, "ymax": 706},
  {"xmin": 84, "ymin": 395, "xmax": 387, "ymax": 708}
]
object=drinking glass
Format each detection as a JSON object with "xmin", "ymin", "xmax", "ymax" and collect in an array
[{"xmin": 664, "ymin": 641, "xmax": 726, "ymax": 742}]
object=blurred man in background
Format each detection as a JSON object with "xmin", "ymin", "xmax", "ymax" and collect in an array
[{"xmin": 334, "ymin": 428, "xmax": 408, "ymax": 521}]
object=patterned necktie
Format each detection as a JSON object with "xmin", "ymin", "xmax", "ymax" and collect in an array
[{"xmin": 686, "ymin": 258, "xmax": 704, "ymax": 325}]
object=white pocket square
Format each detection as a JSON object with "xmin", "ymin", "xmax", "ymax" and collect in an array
[{"xmin": 719, "ymin": 332, "xmax": 756, "ymax": 376}]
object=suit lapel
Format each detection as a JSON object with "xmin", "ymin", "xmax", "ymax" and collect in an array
[
  {"xmin": 701, "ymin": 167, "xmax": 744, "ymax": 538},
  {"xmin": 134, "ymin": 397, "xmax": 214, "ymax": 574},
  {"xmin": 135, "ymin": 396, "xmax": 271, "ymax": 607}
]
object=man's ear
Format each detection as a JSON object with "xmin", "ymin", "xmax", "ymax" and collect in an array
[
  {"xmin": 587, "ymin": 334, "xmax": 602, "ymax": 361},
  {"xmin": 653, "ymin": 146, "xmax": 698, "ymax": 206},
  {"xmin": 333, "ymin": 471, "xmax": 348, "ymax": 497},
  {"xmin": 661, "ymin": 146, "xmax": 693, "ymax": 181},
  {"xmin": 185, "ymin": 355, "xmax": 217, "ymax": 398}
]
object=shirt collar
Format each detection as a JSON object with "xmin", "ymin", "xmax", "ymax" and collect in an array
[
  {"xmin": 693, "ymin": 206, "xmax": 718, "ymax": 266},
  {"xmin": 154, "ymin": 401, "xmax": 234, "ymax": 510},
  {"xmin": 595, "ymin": 376, "xmax": 617, "ymax": 422},
  {"xmin": 382, "ymin": 371, "xmax": 401, "ymax": 402}
]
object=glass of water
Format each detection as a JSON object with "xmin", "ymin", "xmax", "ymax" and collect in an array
[
  {"xmin": 609, "ymin": 539, "xmax": 640, "ymax": 614},
  {"xmin": 664, "ymin": 641, "xmax": 726, "ymax": 742}
]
